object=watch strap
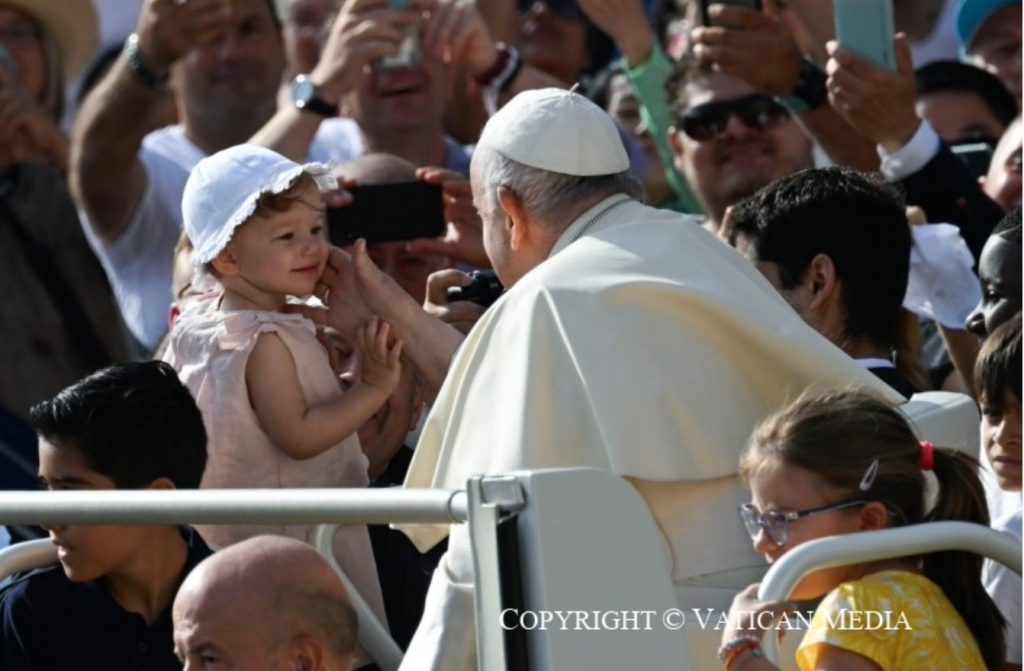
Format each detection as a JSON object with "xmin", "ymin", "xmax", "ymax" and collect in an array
[
  {"xmin": 124, "ymin": 33, "xmax": 169, "ymax": 89},
  {"xmin": 292, "ymin": 76, "xmax": 337, "ymax": 118},
  {"xmin": 777, "ymin": 57, "xmax": 827, "ymax": 114}
]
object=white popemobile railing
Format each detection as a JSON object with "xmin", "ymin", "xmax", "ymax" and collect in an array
[{"xmin": 0, "ymin": 470, "xmax": 1020, "ymax": 671}]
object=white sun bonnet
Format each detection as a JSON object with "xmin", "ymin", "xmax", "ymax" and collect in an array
[{"xmin": 182, "ymin": 144, "xmax": 337, "ymax": 266}]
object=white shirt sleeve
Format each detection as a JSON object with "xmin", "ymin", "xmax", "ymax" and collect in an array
[{"xmin": 877, "ymin": 121, "xmax": 942, "ymax": 182}]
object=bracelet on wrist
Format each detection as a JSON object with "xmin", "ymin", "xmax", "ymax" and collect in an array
[
  {"xmin": 473, "ymin": 43, "xmax": 521, "ymax": 93},
  {"xmin": 124, "ymin": 33, "xmax": 169, "ymax": 89},
  {"xmin": 728, "ymin": 644, "xmax": 766, "ymax": 670},
  {"xmin": 718, "ymin": 635, "xmax": 763, "ymax": 668}
]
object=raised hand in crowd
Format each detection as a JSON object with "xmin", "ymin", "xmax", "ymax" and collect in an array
[
  {"xmin": 408, "ymin": 166, "xmax": 489, "ymax": 267},
  {"xmin": 250, "ymin": 0, "xmax": 428, "ymax": 160},
  {"xmin": 691, "ymin": 0, "xmax": 802, "ymax": 98},
  {"xmin": 423, "ymin": 269, "xmax": 486, "ymax": 335},
  {"xmin": 0, "ymin": 79, "xmax": 68, "ymax": 170},
  {"xmin": 825, "ymin": 33, "xmax": 920, "ymax": 153},
  {"xmin": 309, "ymin": 0, "xmax": 426, "ymax": 106},
  {"xmin": 134, "ymin": 0, "xmax": 236, "ymax": 74},
  {"xmin": 690, "ymin": 0, "xmax": 879, "ymax": 171},
  {"xmin": 575, "ymin": 0, "xmax": 655, "ymax": 67},
  {"xmin": 422, "ymin": 0, "xmax": 563, "ymax": 106}
]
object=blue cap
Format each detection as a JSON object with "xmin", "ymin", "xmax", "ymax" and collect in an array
[{"xmin": 956, "ymin": 0, "xmax": 1020, "ymax": 50}]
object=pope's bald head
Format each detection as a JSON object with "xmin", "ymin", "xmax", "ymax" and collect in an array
[{"xmin": 173, "ymin": 536, "xmax": 358, "ymax": 669}]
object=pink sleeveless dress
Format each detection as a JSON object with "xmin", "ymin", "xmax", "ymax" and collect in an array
[{"xmin": 164, "ymin": 293, "xmax": 388, "ymax": 630}]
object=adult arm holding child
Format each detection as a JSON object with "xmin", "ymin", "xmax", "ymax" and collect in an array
[{"xmin": 247, "ymin": 317, "xmax": 402, "ymax": 460}]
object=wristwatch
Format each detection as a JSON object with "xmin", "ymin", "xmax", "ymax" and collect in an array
[
  {"xmin": 290, "ymin": 75, "xmax": 337, "ymax": 118},
  {"xmin": 776, "ymin": 57, "xmax": 828, "ymax": 114},
  {"xmin": 124, "ymin": 33, "xmax": 169, "ymax": 89}
]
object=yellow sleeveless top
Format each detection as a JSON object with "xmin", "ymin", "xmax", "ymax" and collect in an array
[{"xmin": 797, "ymin": 570, "xmax": 986, "ymax": 670}]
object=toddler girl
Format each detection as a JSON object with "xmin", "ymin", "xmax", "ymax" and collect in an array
[
  {"xmin": 719, "ymin": 389, "xmax": 1003, "ymax": 671},
  {"xmin": 164, "ymin": 145, "xmax": 400, "ymax": 645}
]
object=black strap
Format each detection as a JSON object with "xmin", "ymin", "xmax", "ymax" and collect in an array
[{"xmin": 0, "ymin": 175, "xmax": 113, "ymax": 372}]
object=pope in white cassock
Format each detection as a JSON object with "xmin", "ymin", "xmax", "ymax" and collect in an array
[{"xmin": 368, "ymin": 88, "xmax": 901, "ymax": 669}]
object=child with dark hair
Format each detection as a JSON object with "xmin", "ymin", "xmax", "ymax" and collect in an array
[
  {"xmin": 966, "ymin": 207, "xmax": 1022, "ymax": 338},
  {"xmin": 0, "ymin": 360, "xmax": 211, "ymax": 671},
  {"xmin": 719, "ymin": 389, "xmax": 1002, "ymax": 671},
  {"xmin": 974, "ymin": 314, "xmax": 1022, "ymax": 669}
]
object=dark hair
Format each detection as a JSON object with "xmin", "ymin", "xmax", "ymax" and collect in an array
[
  {"xmin": 915, "ymin": 61, "xmax": 1018, "ymax": 131},
  {"xmin": 29, "ymin": 361, "xmax": 207, "ymax": 489},
  {"xmin": 741, "ymin": 389, "xmax": 1005, "ymax": 670},
  {"xmin": 666, "ymin": 53, "xmax": 716, "ymax": 116},
  {"xmin": 727, "ymin": 167, "xmax": 911, "ymax": 351},
  {"xmin": 975, "ymin": 313, "xmax": 1022, "ymax": 404},
  {"xmin": 585, "ymin": 61, "xmax": 625, "ymax": 111},
  {"xmin": 993, "ymin": 206, "xmax": 1022, "ymax": 245}
]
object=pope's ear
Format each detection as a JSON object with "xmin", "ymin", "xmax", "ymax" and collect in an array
[
  {"xmin": 210, "ymin": 247, "xmax": 240, "ymax": 276},
  {"xmin": 496, "ymin": 187, "xmax": 531, "ymax": 251}
]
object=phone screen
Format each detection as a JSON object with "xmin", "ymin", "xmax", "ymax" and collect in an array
[
  {"xmin": 833, "ymin": 0, "xmax": 895, "ymax": 70},
  {"xmin": 951, "ymin": 142, "xmax": 995, "ymax": 179},
  {"xmin": 327, "ymin": 182, "xmax": 445, "ymax": 246}
]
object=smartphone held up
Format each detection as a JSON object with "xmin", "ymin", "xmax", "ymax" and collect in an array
[{"xmin": 327, "ymin": 181, "xmax": 446, "ymax": 246}]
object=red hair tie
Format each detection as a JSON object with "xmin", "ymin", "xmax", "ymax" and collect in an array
[{"xmin": 919, "ymin": 441, "xmax": 935, "ymax": 471}]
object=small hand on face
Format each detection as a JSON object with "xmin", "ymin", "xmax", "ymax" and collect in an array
[{"xmin": 355, "ymin": 316, "xmax": 403, "ymax": 393}]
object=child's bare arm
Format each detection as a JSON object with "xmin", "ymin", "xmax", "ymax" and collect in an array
[{"xmin": 246, "ymin": 326, "xmax": 401, "ymax": 461}]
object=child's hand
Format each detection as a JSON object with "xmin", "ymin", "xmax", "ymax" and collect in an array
[
  {"xmin": 722, "ymin": 583, "xmax": 796, "ymax": 644},
  {"xmin": 356, "ymin": 317, "xmax": 402, "ymax": 394}
]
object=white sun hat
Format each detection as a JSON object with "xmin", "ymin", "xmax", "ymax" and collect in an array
[
  {"xmin": 478, "ymin": 87, "xmax": 629, "ymax": 176},
  {"xmin": 182, "ymin": 144, "xmax": 337, "ymax": 266}
]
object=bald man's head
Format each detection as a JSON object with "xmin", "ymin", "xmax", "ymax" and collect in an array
[
  {"xmin": 337, "ymin": 153, "xmax": 418, "ymax": 185},
  {"xmin": 173, "ymin": 536, "xmax": 357, "ymax": 670}
]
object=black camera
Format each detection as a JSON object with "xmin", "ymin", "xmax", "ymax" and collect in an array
[{"xmin": 446, "ymin": 270, "xmax": 504, "ymax": 308}]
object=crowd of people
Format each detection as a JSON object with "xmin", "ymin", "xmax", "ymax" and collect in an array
[{"xmin": 0, "ymin": 0, "xmax": 1020, "ymax": 669}]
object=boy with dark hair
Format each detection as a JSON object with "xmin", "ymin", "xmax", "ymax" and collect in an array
[
  {"xmin": 726, "ymin": 166, "xmax": 918, "ymax": 397},
  {"xmin": 0, "ymin": 361, "xmax": 211, "ymax": 671},
  {"xmin": 915, "ymin": 60, "xmax": 1018, "ymax": 146}
]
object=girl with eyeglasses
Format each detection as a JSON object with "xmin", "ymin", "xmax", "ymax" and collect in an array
[{"xmin": 717, "ymin": 389, "xmax": 1002, "ymax": 671}]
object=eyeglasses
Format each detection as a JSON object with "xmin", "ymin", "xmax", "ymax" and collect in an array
[
  {"xmin": 516, "ymin": 0, "xmax": 585, "ymax": 21},
  {"xmin": 738, "ymin": 499, "xmax": 869, "ymax": 547},
  {"xmin": 677, "ymin": 94, "xmax": 790, "ymax": 142}
]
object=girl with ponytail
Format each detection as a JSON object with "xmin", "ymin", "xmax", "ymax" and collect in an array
[{"xmin": 717, "ymin": 389, "xmax": 1003, "ymax": 671}]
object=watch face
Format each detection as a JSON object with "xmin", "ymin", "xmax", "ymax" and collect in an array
[{"xmin": 292, "ymin": 77, "xmax": 315, "ymax": 107}]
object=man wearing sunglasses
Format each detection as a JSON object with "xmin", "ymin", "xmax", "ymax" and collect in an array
[{"xmin": 666, "ymin": 57, "xmax": 814, "ymax": 234}]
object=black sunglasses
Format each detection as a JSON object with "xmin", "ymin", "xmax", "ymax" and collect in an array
[
  {"xmin": 678, "ymin": 94, "xmax": 791, "ymax": 142},
  {"xmin": 516, "ymin": 0, "xmax": 585, "ymax": 21}
]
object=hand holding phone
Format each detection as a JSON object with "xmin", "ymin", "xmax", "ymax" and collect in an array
[
  {"xmin": 328, "ymin": 182, "xmax": 445, "ymax": 246},
  {"xmin": 833, "ymin": 0, "xmax": 895, "ymax": 70}
]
